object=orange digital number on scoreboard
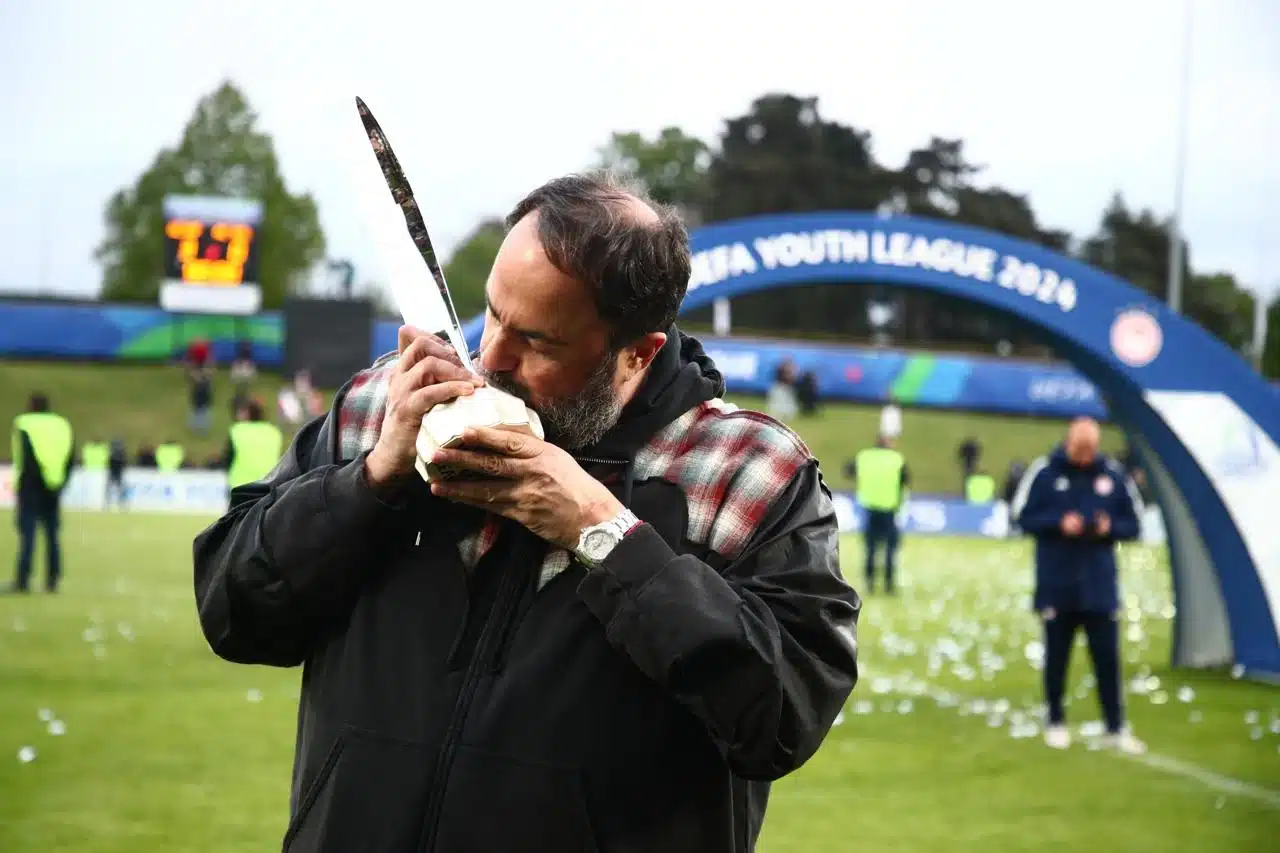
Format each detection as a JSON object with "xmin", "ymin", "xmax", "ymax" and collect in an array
[{"xmin": 164, "ymin": 219, "xmax": 256, "ymax": 286}]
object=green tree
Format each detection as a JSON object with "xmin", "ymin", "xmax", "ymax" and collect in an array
[
  {"xmin": 1262, "ymin": 297, "xmax": 1280, "ymax": 379},
  {"xmin": 1078, "ymin": 195, "xmax": 1256, "ymax": 351},
  {"xmin": 892, "ymin": 137, "xmax": 1072, "ymax": 251},
  {"xmin": 95, "ymin": 81, "xmax": 325, "ymax": 307},
  {"xmin": 705, "ymin": 93, "xmax": 891, "ymax": 221},
  {"xmin": 1185, "ymin": 272, "xmax": 1257, "ymax": 355},
  {"xmin": 1079, "ymin": 194, "xmax": 1186, "ymax": 299},
  {"xmin": 442, "ymin": 218, "xmax": 506, "ymax": 321},
  {"xmin": 596, "ymin": 128, "xmax": 711, "ymax": 220}
]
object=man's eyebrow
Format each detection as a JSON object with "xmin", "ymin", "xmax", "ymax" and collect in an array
[{"xmin": 486, "ymin": 293, "xmax": 568, "ymax": 346}]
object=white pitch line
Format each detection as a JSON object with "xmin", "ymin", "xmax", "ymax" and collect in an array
[
  {"xmin": 843, "ymin": 667, "xmax": 1280, "ymax": 809},
  {"xmin": 1119, "ymin": 750, "xmax": 1280, "ymax": 808}
]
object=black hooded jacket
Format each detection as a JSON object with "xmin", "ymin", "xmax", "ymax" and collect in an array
[{"xmin": 193, "ymin": 330, "xmax": 860, "ymax": 853}]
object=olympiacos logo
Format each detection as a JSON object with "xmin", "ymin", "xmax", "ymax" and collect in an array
[{"xmin": 1110, "ymin": 309, "xmax": 1163, "ymax": 368}]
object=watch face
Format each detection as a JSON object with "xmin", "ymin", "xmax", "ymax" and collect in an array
[{"xmin": 584, "ymin": 529, "xmax": 615, "ymax": 557}]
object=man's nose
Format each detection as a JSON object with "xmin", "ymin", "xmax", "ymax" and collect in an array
[{"xmin": 479, "ymin": 330, "xmax": 518, "ymax": 374}]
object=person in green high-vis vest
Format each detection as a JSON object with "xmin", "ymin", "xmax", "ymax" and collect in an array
[
  {"xmin": 9, "ymin": 393, "xmax": 74, "ymax": 594},
  {"xmin": 224, "ymin": 399, "xmax": 284, "ymax": 494},
  {"xmin": 964, "ymin": 471, "xmax": 996, "ymax": 504},
  {"xmin": 80, "ymin": 438, "xmax": 110, "ymax": 471},
  {"xmin": 852, "ymin": 434, "xmax": 910, "ymax": 596},
  {"xmin": 155, "ymin": 441, "xmax": 186, "ymax": 473}
]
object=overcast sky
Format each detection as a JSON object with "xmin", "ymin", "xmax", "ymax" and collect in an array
[{"xmin": 1, "ymin": 0, "xmax": 1277, "ymax": 303}]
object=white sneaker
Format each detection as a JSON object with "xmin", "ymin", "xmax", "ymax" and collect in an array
[
  {"xmin": 1044, "ymin": 724, "xmax": 1072, "ymax": 749},
  {"xmin": 1104, "ymin": 729, "xmax": 1148, "ymax": 755}
]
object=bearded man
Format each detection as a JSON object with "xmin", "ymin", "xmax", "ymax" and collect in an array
[{"xmin": 193, "ymin": 173, "xmax": 860, "ymax": 853}]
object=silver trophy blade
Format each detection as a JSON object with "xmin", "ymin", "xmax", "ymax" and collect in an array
[{"xmin": 355, "ymin": 96, "xmax": 473, "ymax": 369}]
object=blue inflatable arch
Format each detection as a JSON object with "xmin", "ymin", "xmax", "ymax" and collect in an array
[{"xmin": 465, "ymin": 212, "xmax": 1280, "ymax": 677}]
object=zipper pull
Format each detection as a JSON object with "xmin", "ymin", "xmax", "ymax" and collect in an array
[{"xmin": 415, "ymin": 529, "xmax": 422, "ymax": 547}]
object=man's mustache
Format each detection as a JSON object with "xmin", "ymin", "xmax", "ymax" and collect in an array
[{"xmin": 478, "ymin": 368, "xmax": 534, "ymax": 405}]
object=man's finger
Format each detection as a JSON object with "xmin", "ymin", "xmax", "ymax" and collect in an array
[
  {"xmin": 431, "ymin": 446, "xmax": 522, "ymax": 479},
  {"xmin": 459, "ymin": 426, "xmax": 540, "ymax": 458},
  {"xmin": 397, "ymin": 325, "xmax": 427, "ymax": 354},
  {"xmin": 405, "ymin": 381, "xmax": 480, "ymax": 418},
  {"xmin": 404, "ymin": 355, "xmax": 480, "ymax": 391},
  {"xmin": 431, "ymin": 478, "xmax": 520, "ymax": 507},
  {"xmin": 399, "ymin": 331, "xmax": 467, "ymax": 372}
]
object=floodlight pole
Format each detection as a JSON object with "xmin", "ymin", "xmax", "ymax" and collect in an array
[{"xmin": 1166, "ymin": 0, "xmax": 1194, "ymax": 314}]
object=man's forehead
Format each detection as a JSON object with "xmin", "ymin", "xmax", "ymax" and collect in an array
[{"xmin": 488, "ymin": 220, "xmax": 598, "ymax": 339}]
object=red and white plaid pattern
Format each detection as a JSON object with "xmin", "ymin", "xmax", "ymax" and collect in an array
[
  {"xmin": 632, "ymin": 398, "xmax": 814, "ymax": 560},
  {"xmin": 336, "ymin": 357, "xmax": 816, "ymax": 588}
]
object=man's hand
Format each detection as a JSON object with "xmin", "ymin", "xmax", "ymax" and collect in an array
[
  {"xmin": 1061, "ymin": 511, "xmax": 1085, "ymax": 537},
  {"xmin": 428, "ymin": 427, "xmax": 624, "ymax": 551},
  {"xmin": 364, "ymin": 326, "xmax": 485, "ymax": 489},
  {"xmin": 1094, "ymin": 511, "xmax": 1111, "ymax": 537}
]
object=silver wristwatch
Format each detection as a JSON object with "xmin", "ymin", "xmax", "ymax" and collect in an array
[{"xmin": 575, "ymin": 508, "xmax": 640, "ymax": 568}]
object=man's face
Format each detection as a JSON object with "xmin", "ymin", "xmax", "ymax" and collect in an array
[
  {"xmin": 475, "ymin": 215, "xmax": 628, "ymax": 450},
  {"xmin": 1065, "ymin": 420, "xmax": 1101, "ymax": 467}
]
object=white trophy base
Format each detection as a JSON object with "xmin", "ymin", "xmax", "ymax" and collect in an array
[{"xmin": 414, "ymin": 385, "xmax": 545, "ymax": 483}]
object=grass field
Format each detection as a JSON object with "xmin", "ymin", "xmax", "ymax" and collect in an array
[
  {"xmin": 0, "ymin": 360, "xmax": 1124, "ymax": 495},
  {"xmin": 0, "ymin": 512, "xmax": 1275, "ymax": 852}
]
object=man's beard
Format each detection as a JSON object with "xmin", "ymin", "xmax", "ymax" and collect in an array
[{"xmin": 480, "ymin": 355, "xmax": 623, "ymax": 452}]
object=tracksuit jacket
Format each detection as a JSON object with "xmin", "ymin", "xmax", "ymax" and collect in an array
[{"xmin": 1014, "ymin": 446, "xmax": 1142, "ymax": 613}]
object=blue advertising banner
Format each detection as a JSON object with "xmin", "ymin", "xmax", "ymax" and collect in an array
[
  {"xmin": 0, "ymin": 299, "xmax": 1273, "ymax": 422},
  {"xmin": 697, "ymin": 335, "xmax": 1108, "ymax": 418},
  {"xmin": 830, "ymin": 491, "xmax": 1011, "ymax": 538}
]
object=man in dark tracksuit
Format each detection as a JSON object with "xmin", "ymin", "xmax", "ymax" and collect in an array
[
  {"xmin": 1013, "ymin": 417, "xmax": 1146, "ymax": 754},
  {"xmin": 193, "ymin": 174, "xmax": 860, "ymax": 853}
]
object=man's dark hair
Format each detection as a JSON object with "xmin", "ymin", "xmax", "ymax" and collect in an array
[
  {"xmin": 505, "ymin": 172, "xmax": 690, "ymax": 346},
  {"xmin": 28, "ymin": 393, "xmax": 49, "ymax": 412}
]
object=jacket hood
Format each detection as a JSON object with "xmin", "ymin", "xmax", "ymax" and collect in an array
[{"xmin": 581, "ymin": 326, "xmax": 724, "ymax": 462}]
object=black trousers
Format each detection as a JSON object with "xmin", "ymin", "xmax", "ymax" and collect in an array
[
  {"xmin": 15, "ymin": 497, "xmax": 62, "ymax": 592},
  {"xmin": 106, "ymin": 470, "xmax": 127, "ymax": 508},
  {"xmin": 863, "ymin": 509, "xmax": 899, "ymax": 592},
  {"xmin": 1043, "ymin": 610, "xmax": 1124, "ymax": 734}
]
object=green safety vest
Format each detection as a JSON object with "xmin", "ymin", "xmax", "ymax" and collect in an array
[
  {"xmin": 965, "ymin": 474, "xmax": 996, "ymax": 504},
  {"xmin": 81, "ymin": 441, "xmax": 110, "ymax": 470},
  {"xmin": 228, "ymin": 421, "xmax": 284, "ymax": 489},
  {"xmin": 855, "ymin": 446, "xmax": 906, "ymax": 512},
  {"xmin": 155, "ymin": 443, "xmax": 185, "ymax": 472},
  {"xmin": 12, "ymin": 412, "xmax": 74, "ymax": 491}
]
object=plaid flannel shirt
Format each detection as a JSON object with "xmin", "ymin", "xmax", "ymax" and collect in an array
[{"xmin": 336, "ymin": 355, "xmax": 815, "ymax": 589}]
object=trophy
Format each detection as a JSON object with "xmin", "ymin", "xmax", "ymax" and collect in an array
[{"xmin": 354, "ymin": 97, "xmax": 543, "ymax": 482}]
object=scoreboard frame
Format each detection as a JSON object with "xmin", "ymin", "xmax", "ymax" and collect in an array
[{"xmin": 160, "ymin": 195, "xmax": 264, "ymax": 315}]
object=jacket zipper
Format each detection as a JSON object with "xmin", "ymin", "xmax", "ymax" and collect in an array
[
  {"xmin": 416, "ymin": 549, "xmax": 529, "ymax": 852},
  {"xmin": 573, "ymin": 455, "xmax": 628, "ymax": 467}
]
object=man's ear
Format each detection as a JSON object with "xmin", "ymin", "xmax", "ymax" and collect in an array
[{"xmin": 626, "ymin": 332, "xmax": 667, "ymax": 371}]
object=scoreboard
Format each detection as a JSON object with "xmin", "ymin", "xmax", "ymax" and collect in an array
[{"xmin": 160, "ymin": 195, "xmax": 263, "ymax": 315}]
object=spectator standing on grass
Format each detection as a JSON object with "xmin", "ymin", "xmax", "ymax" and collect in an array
[
  {"xmin": 79, "ymin": 436, "xmax": 110, "ymax": 472},
  {"xmin": 851, "ymin": 433, "xmax": 909, "ymax": 595},
  {"xmin": 879, "ymin": 401, "xmax": 902, "ymax": 440},
  {"xmin": 230, "ymin": 340, "xmax": 257, "ymax": 415},
  {"xmin": 8, "ymin": 393, "xmax": 73, "ymax": 594},
  {"xmin": 1011, "ymin": 416, "xmax": 1147, "ymax": 755},
  {"xmin": 186, "ymin": 346, "xmax": 215, "ymax": 435},
  {"xmin": 192, "ymin": 173, "xmax": 859, "ymax": 853},
  {"xmin": 957, "ymin": 435, "xmax": 981, "ymax": 492},
  {"xmin": 767, "ymin": 358, "xmax": 799, "ymax": 420},
  {"xmin": 106, "ymin": 438, "xmax": 128, "ymax": 510},
  {"xmin": 222, "ymin": 398, "xmax": 284, "ymax": 495},
  {"xmin": 155, "ymin": 439, "xmax": 185, "ymax": 472}
]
